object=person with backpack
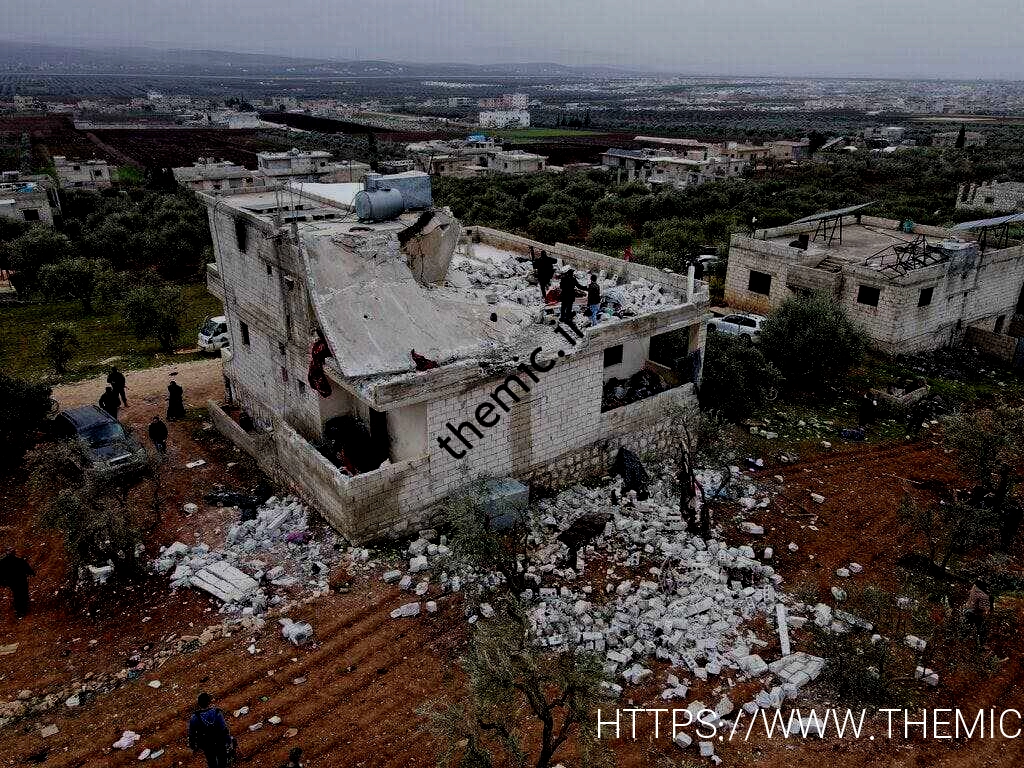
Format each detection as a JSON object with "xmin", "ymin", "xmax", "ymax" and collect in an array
[{"xmin": 187, "ymin": 692, "xmax": 233, "ymax": 768}]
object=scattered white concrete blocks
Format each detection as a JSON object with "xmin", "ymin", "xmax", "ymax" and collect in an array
[
  {"xmin": 835, "ymin": 567, "xmax": 850, "ymax": 578},
  {"xmin": 409, "ymin": 556, "xmax": 429, "ymax": 573},
  {"xmin": 279, "ymin": 618, "xmax": 313, "ymax": 646},
  {"xmin": 741, "ymin": 522, "xmax": 764, "ymax": 535},
  {"xmin": 914, "ymin": 666, "xmax": 939, "ymax": 686},
  {"xmin": 905, "ymin": 635, "xmax": 927, "ymax": 652},
  {"xmin": 193, "ymin": 561, "xmax": 260, "ymax": 604},
  {"xmin": 390, "ymin": 602, "xmax": 421, "ymax": 619},
  {"xmin": 848, "ymin": 562, "xmax": 864, "ymax": 574},
  {"xmin": 769, "ymin": 652, "xmax": 825, "ymax": 689},
  {"xmin": 810, "ymin": 493, "xmax": 825, "ymax": 504},
  {"xmin": 382, "ymin": 570, "xmax": 402, "ymax": 584}
]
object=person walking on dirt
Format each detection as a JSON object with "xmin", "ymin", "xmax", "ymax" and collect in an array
[
  {"xmin": 0, "ymin": 550, "xmax": 35, "ymax": 619},
  {"xmin": 107, "ymin": 366, "xmax": 128, "ymax": 407},
  {"xmin": 98, "ymin": 386, "xmax": 120, "ymax": 419},
  {"xmin": 148, "ymin": 416, "xmax": 168, "ymax": 453},
  {"xmin": 167, "ymin": 380, "xmax": 185, "ymax": 421},
  {"xmin": 188, "ymin": 692, "xmax": 233, "ymax": 768},
  {"xmin": 964, "ymin": 579, "xmax": 991, "ymax": 646}
]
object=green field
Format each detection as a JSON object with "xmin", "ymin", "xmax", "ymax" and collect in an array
[{"xmin": 0, "ymin": 283, "xmax": 223, "ymax": 384}]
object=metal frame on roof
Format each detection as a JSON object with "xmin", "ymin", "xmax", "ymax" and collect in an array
[
  {"xmin": 790, "ymin": 202, "xmax": 876, "ymax": 246},
  {"xmin": 951, "ymin": 212, "xmax": 1024, "ymax": 252}
]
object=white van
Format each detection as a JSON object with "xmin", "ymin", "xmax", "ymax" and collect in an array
[{"xmin": 198, "ymin": 315, "xmax": 230, "ymax": 352}]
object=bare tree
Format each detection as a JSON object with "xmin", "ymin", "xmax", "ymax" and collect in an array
[
  {"xmin": 445, "ymin": 490, "xmax": 532, "ymax": 596},
  {"xmin": 421, "ymin": 599, "xmax": 612, "ymax": 768},
  {"xmin": 671, "ymin": 405, "xmax": 733, "ymax": 540}
]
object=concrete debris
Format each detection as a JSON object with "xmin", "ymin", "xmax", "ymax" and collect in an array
[
  {"xmin": 280, "ymin": 618, "xmax": 313, "ymax": 646},
  {"xmin": 113, "ymin": 731, "xmax": 141, "ymax": 750},
  {"xmin": 390, "ymin": 602, "xmax": 421, "ymax": 619},
  {"xmin": 269, "ymin": 715, "xmax": 282, "ymax": 725},
  {"xmin": 153, "ymin": 495, "xmax": 342, "ymax": 616},
  {"xmin": 185, "ymin": 459, "xmax": 207, "ymax": 469},
  {"xmin": 810, "ymin": 493, "xmax": 825, "ymax": 504},
  {"xmin": 849, "ymin": 562, "xmax": 864, "ymax": 574},
  {"xmin": 87, "ymin": 564, "xmax": 114, "ymax": 584},
  {"xmin": 147, "ymin": 680, "xmax": 161, "ymax": 689},
  {"xmin": 914, "ymin": 666, "xmax": 939, "ymax": 686},
  {"xmin": 905, "ymin": 635, "xmax": 927, "ymax": 652},
  {"xmin": 39, "ymin": 724, "xmax": 59, "ymax": 738},
  {"xmin": 769, "ymin": 652, "xmax": 825, "ymax": 688},
  {"xmin": 836, "ymin": 568, "xmax": 850, "ymax": 578}
]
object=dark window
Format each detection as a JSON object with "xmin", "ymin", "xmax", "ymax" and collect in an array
[
  {"xmin": 748, "ymin": 270, "xmax": 772, "ymax": 295},
  {"xmin": 234, "ymin": 219, "xmax": 248, "ymax": 252},
  {"xmin": 22, "ymin": 208, "xmax": 39, "ymax": 221},
  {"xmin": 984, "ymin": 196, "xmax": 995, "ymax": 205},
  {"xmin": 240, "ymin": 321, "xmax": 250, "ymax": 346},
  {"xmin": 281, "ymin": 367, "xmax": 289, "ymax": 383},
  {"xmin": 298, "ymin": 381, "xmax": 306, "ymax": 394},
  {"xmin": 266, "ymin": 262, "xmax": 273, "ymax": 275},
  {"xmin": 857, "ymin": 285, "xmax": 881, "ymax": 307},
  {"xmin": 1017, "ymin": 284, "xmax": 1024, "ymax": 314},
  {"xmin": 995, "ymin": 315, "xmax": 1006, "ymax": 334},
  {"xmin": 918, "ymin": 287, "xmax": 934, "ymax": 307},
  {"xmin": 604, "ymin": 344, "xmax": 623, "ymax": 368},
  {"xmin": 278, "ymin": 342, "xmax": 286, "ymax": 355}
]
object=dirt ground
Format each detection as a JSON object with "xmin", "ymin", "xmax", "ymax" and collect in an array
[{"xmin": 2, "ymin": 362, "xmax": 1024, "ymax": 767}]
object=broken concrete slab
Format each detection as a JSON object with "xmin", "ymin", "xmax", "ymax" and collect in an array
[{"xmin": 191, "ymin": 561, "xmax": 261, "ymax": 604}]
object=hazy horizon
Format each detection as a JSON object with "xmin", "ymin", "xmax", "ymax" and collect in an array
[{"xmin": 1, "ymin": 0, "xmax": 1022, "ymax": 80}]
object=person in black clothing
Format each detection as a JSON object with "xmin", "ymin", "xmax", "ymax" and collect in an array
[
  {"xmin": 148, "ymin": 416, "xmax": 168, "ymax": 453},
  {"xmin": 187, "ymin": 692, "xmax": 232, "ymax": 768},
  {"xmin": 280, "ymin": 747, "xmax": 304, "ymax": 768},
  {"xmin": 0, "ymin": 550, "xmax": 35, "ymax": 619},
  {"xmin": 559, "ymin": 265, "xmax": 585, "ymax": 324},
  {"xmin": 167, "ymin": 380, "xmax": 185, "ymax": 421},
  {"xmin": 533, "ymin": 249, "xmax": 557, "ymax": 302},
  {"xmin": 98, "ymin": 386, "xmax": 119, "ymax": 418},
  {"xmin": 586, "ymin": 273, "xmax": 601, "ymax": 325},
  {"xmin": 107, "ymin": 366, "xmax": 127, "ymax": 406}
]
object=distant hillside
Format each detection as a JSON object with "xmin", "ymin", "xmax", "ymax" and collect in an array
[{"xmin": 0, "ymin": 41, "xmax": 641, "ymax": 78}]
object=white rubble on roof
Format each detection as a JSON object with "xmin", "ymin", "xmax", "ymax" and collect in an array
[
  {"xmin": 288, "ymin": 181, "xmax": 363, "ymax": 208},
  {"xmin": 302, "ymin": 222, "xmax": 685, "ymax": 379}
]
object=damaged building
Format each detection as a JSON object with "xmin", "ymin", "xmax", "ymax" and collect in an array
[
  {"xmin": 725, "ymin": 204, "xmax": 1024, "ymax": 353},
  {"xmin": 202, "ymin": 172, "xmax": 709, "ymax": 542}
]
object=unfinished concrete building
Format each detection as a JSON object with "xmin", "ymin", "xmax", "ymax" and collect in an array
[
  {"xmin": 256, "ymin": 149, "xmax": 370, "ymax": 183},
  {"xmin": 202, "ymin": 174, "xmax": 709, "ymax": 542},
  {"xmin": 0, "ymin": 171, "xmax": 58, "ymax": 224},
  {"xmin": 725, "ymin": 204, "xmax": 1024, "ymax": 353},
  {"xmin": 957, "ymin": 181, "xmax": 1024, "ymax": 213},
  {"xmin": 173, "ymin": 159, "xmax": 260, "ymax": 193},
  {"xmin": 53, "ymin": 156, "xmax": 114, "ymax": 190}
]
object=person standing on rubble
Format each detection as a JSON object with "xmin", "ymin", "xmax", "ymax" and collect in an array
[
  {"xmin": 586, "ymin": 273, "xmax": 601, "ymax": 325},
  {"xmin": 167, "ymin": 379, "xmax": 185, "ymax": 421},
  {"xmin": 559, "ymin": 265, "xmax": 585, "ymax": 325},
  {"xmin": 0, "ymin": 549, "xmax": 35, "ymax": 619},
  {"xmin": 187, "ymin": 692, "xmax": 233, "ymax": 768},
  {"xmin": 533, "ymin": 249, "xmax": 556, "ymax": 302}
]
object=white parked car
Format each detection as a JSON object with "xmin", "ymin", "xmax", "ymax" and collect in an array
[
  {"xmin": 707, "ymin": 312, "xmax": 767, "ymax": 340},
  {"xmin": 198, "ymin": 315, "xmax": 230, "ymax": 352}
]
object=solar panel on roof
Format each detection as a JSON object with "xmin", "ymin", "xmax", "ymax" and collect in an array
[
  {"xmin": 790, "ymin": 201, "xmax": 876, "ymax": 225},
  {"xmin": 951, "ymin": 212, "xmax": 1024, "ymax": 231}
]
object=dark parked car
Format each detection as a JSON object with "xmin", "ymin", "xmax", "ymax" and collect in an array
[{"xmin": 52, "ymin": 405, "xmax": 149, "ymax": 477}]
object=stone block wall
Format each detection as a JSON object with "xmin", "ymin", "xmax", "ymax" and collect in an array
[
  {"xmin": 962, "ymin": 325, "xmax": 1017, "ymax": 363},
  {"xmin": 957, "ymin": 182, "xmax": 1024, "ymax": 213}
]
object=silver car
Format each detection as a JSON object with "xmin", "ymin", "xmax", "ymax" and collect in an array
[{"xmin": 707, "ymin": 312, "xmax": 767, "ymax": 340}]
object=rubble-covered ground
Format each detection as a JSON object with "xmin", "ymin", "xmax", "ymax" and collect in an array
[{"xmin": 3, "ymin": 362, "xmax": 1024, "ymax": 767}]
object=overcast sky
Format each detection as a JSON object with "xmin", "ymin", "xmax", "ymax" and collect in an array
[{"xmin": 1, "ymin": 0, "xmax": 1022, "ymax": 79}]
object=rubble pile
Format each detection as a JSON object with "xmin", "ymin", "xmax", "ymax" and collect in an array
[
  {"xmin": 452, "ymin": 244, "xmax": 678, "ymax": 319},
  {"xmin": 379, "ymin": 463, "xmax": 843, "ymax": 719},
  {"xmin": 153, "ymin": 495, "xmax": 342, "ymax": 615}
]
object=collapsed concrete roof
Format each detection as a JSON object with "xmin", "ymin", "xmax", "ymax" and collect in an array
[{"xmin": 301, "ymin": 211, "xmax": 538, "ymax": 378}]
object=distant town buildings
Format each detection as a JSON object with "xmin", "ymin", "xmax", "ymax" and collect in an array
[
  {"xmin": 933, "ymin": 130, "xmax": 986, "ymax": 148},
  {"xmin": 478, "ymin": 93, "xmax": 529, "ymax": 110},
  {"xmin": 406, "ymin": 138, "xmax": 547, "ymax": 177},
  {"xmin": 52, "ymin": 156, "xmax": 114, "ymax": 190},
  {"xmin": 173, "ymin": 159, "xmax": 260, "ymax": 193},
  {"xmin": 957, "ymin": 181, "xmax": 1024, "ymax": 213},
  {"xmin": 173, "ymin": 150, "xmax": 370, "ymax": 194},
  {"xmin": 478, "ymin": 110, "xmax": 531, "ymax": 129}
]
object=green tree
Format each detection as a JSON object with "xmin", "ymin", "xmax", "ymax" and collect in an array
[
  {"xmin": 7, "ymin": 225, "xmax": 74, "ymax": 295},
  {"xmin": 42, "ymin": 324, "xmax": 80, "ymax": 374},
  {"xmin": 420, "ymin": 601, "xmax": 610, "ymax": 768},
  {"xmin": 0, "ymin": 373, "xmax": 52, "ymax": 473},
  {"xmin": 37, "ymin": 257, "xmax": 114, "ymax": 313},
  {"xmin": 699, "ymin": 332, "xmax": 783, "ymax": 420},
  {"xmin": 586, "ymin": 224, "xmax": 633, "ymax": 253},
  {"xmin": 759, "ymin": 292, "xmax": 869, "ymax": 392},
  {"xmin": 121, "ymin": 283, "xmax": 184, "ymax": 352}
]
